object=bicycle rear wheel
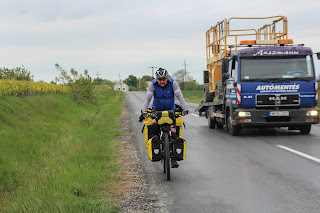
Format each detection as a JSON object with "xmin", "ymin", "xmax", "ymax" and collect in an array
[
  {"xmin": 164, "ymin": 133, "xmax": 170, "ymax": 180},
  {"xmin": 163, "ymin": 141, "xmax": 166, "ymax": 173}
]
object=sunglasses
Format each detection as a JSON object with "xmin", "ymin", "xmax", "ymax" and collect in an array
[{"xmin": 157, "ymin": 78, "xmax": 167, "ymax": 81}]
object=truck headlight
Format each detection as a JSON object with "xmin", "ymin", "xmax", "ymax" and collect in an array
[
  {"xmin": 306, "ymin": 110, "xmax": 318, "ymax": 116},
  {"xmin": 238, "ymin": 111, "xmax": 251, "ymax": 117}
]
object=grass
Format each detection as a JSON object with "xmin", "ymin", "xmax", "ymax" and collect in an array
[
  {"xmin": 180, "ymin": 90, "xmax": 203, "ymax": 103},
  {"xmin": 0, "ymin": 90, "xmax": 124, "ymax": 212}
]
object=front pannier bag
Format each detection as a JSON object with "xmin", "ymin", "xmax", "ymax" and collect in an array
[
  {"xmin": 173, "ymin": 137, "xmax": 186, "ymax": 161},
  {"xmin": 147, "ymin": 135, "xmax": 162, "ymax": 162}
]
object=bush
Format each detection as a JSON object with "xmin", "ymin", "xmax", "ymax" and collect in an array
[
  {"xmin": 0, "ymin": 66, "xmax": 33, "ymax": 81},
  {"xmin": 55, "ymin": 64, "xmax": 96, "ymax": 104},
  {"xmin": 129, "ymin": 86, "xmax": 138, "ymax": 91}
]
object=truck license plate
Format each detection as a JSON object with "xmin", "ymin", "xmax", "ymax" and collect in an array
[{"xmin": 269, "ymin": 111, "xmax": 289, "ymax": 116}]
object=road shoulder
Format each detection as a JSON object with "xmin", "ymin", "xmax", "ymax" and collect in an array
[{"xmin": 112, "ymin": 98, "xmax": 155, "ymax": 212}]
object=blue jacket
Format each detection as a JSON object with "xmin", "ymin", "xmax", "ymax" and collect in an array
[{"xmin": 151, "ymin": 78, "xmax": 176, "ymax": 111}]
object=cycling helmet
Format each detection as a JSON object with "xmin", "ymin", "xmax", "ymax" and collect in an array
[{"xmin": 155, "ymin": 68, "xmax": 168, "ymax": 79}]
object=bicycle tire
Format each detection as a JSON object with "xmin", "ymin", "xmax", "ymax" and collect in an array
[
  {"xmin": 164, "ymin": 133, "xmax": 170, "ymax": 180},
  {"xmin": 163, "ymin": 141, "xmax": 166, "ymax": 174}
]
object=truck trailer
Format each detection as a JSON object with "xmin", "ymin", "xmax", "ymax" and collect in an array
[{"xmin": 197, "ymin": 16, "xmax": 319, "ymax": 135}]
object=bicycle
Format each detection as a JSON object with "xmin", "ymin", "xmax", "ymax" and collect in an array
[{"xmin": 139, "ymin": 108, "xmax": 186, "ymax": 180}]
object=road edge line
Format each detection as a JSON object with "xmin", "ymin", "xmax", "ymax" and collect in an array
[{"xmin": 275, "ymin": 144, "xmax": 320, "ymax": 164}]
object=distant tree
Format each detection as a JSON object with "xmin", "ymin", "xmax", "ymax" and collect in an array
[
  {"xmin": 138, "ymin": 79, "xmax": 149, "ymax": 91},
  {"xmin": 92, "ymin": 78, "xmax": 115, "ymax": 87},
  {"xmin": 101, "ymin": 79, "xmax": 116, "ymax": 87},
  {"xmin": 93, "ymin": 77, "xmax": 103, "ymax": 85},
  {"xmin": 141, "ymin": 75, "xmax": 154, "ymax": 81},
  {"xmin": 185, "ymin": 80, "xmax": 201, "ymax": 90},
  {"xmin": 172, "ymin": 69, "xmax": 194, "ymax": 90},
  {"xmin": 197, "ymin": 83, "xmax": 203, "ymax": 90},
  {"xmin": 124, "ymin": 75, "xmax": 139, "ymax": 88},
  {"xmin": 55, "ymin": 63, "xmax": 96, "ymax": 104},
  {"xmin": 0, "ymin": 66, "xmax": 33, "ymax": 81},
  {"xmin": 317, "ymin": 73, "xmax": 320, "ymax": 82}
]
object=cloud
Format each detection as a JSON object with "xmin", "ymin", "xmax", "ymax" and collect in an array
[{"xmin": 0, "ymin": 0, "xmax": 319, "ymax": 82}]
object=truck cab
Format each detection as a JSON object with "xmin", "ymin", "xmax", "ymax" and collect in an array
[
  {"xmin": 198, "ymin": 16, "xmax": 319, "ymax": 135},
  {"xmin": 225, "ymin": 46, "xmax": 319, "ymax": 134}
]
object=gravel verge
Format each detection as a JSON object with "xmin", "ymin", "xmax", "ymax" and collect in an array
[{"xmin": 112, "ymin": 99, "xmax": 156, "ymax": 212}]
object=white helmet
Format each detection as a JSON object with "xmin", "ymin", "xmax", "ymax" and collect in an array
[{"xmin": 155, "ymin": 68, "xmax": 168, "ymax": 79}]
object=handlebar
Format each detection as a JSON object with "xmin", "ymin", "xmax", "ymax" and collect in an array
[
  {"xmin": 150, "ymin": 110, "xmax": 182, "ymax": 119},
  {"xmin": 139, "ymin": 110, "xmax": 183, "ymax": 122}
]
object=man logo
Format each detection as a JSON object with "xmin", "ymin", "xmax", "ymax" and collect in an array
[{"xmin": 269, "ymin": 96, "xmax": 287, "ymax": 101}]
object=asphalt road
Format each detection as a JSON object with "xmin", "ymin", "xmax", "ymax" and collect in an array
[{"xmin": 126, "ymin": 91, "xmax": 320, "ymax": 213}]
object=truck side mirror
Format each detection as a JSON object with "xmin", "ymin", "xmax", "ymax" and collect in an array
[{"xmin": 317, "ymin": 52, "xmax": 320, "ymax": 60}]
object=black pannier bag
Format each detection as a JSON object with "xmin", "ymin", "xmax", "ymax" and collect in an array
[
  {"xmin": 147, "ymin": 135, "xmax": 162, "ymax": 162},
  {"xmin": 173, "ymin": 137, "xmax": 186, "ymax": 161}
]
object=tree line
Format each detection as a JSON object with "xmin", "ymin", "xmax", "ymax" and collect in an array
[{"xmin": 109, "ymin": 69, "xmax": 203, "ymax": 91}]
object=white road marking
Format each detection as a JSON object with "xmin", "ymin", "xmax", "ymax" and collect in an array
[
  {"xmin": 275, "ymin": 144, "xmax": 320, "ymax": 164},
  {"xmin": 191, "ymin": 113, "xmax": 199, "ymax": 117}
]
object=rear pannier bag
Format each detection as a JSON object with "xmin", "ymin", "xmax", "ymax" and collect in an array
[
  {"xmin": 147, "ymin": 135, "xmax": 162, "ymax": 162},
  {"xmin": 173, "ymin": 137, "xmax": 186, "ymax": 161}
]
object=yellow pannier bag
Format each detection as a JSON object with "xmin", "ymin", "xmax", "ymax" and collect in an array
[
  {"xmin": 143, "ymin": 117, "xmax": 153, "ymax": 147},
  {"xmin": 176, "ymin": 115, "xmax": 183, "ymax": 127},
  {"xmin": 175, "ymin": 115, "xmax": 184, "ymax": 138},
  {"xmin": 146, "ymin": 135, "xmax": 161, "ymax": 162},
  {"xmin": 144, "ymin": 116, "xmax": 153, "ymax": 125}
]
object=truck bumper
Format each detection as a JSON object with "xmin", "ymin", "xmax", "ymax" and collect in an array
[{"xmin": 233, "ymin": 108, "xmax": 319, "ymax": 127}]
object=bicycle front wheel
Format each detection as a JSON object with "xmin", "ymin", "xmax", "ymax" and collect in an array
[{"xmin": 164, "ymin": 132, "xmax": 170, "ymax": 180}]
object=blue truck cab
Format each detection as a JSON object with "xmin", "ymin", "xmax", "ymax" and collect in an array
[
  {"xmin": 198, "ymin": 16, "xmax": 319, "ymax": 135},
  {"xmin": 225, "ymin": 46, "xmax": 319, "ymax": 134}
]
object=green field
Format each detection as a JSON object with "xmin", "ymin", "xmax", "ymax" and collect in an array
[
  {"xmin": 0, "ymin": 90, "xmax": 124, "ymax": 212},
  {"xmin": 181, "ymin": 90, "xmax": 203, "ymax": 103}
]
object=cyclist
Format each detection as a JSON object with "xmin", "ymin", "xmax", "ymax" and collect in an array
[{"xmin": 142, "ymin": 68, "xmax": 188, "ymax": 168}]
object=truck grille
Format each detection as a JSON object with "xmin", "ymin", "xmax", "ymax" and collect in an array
[
  {"xmin": 256, "ymin": 94, "xmax": 300, "ymax": 106},
  {"xmin": 266, "ymin": 117, "xmax": 291, "ymax": 122}
]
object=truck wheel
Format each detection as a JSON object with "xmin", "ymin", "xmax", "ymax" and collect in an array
[
  {"xmin": 216, "ymin": 123, "xmax": 223, "ymax": 129},
  {"xmin": 299, "ymin": 125, "xmax": 311, "ymax": 134},
  {"xmin": 208, "ymin": 117, "xmax": 216, "ymax": 129},
  {"xmin": 227, "ymin": 115, "xmax": 241, "ymax": 136}
]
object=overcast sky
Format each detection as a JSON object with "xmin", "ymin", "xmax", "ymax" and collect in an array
[{"xmin": 1, "ymin": 0, "xmax": 320, "ymax": 83}]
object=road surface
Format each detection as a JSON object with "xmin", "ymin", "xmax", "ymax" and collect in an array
[{"xmin": 126, "ymin": 91, "xmax": 320, "ymax": 213}]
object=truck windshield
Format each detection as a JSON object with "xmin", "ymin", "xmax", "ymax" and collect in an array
[{"xmin": 240, "ymin": 56, "xmax": 315, "ymax": 81}]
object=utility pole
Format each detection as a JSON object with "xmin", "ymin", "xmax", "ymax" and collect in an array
[
  {"xmin": 96, "ymin": 72, "xmax": 100, "ymax": 85},
  {"xmin": 138, "ymin": 77, "xmax": 141, "ymax": 91},
  {"xmin": 118, "ymin": 73, "xmax": 122, "ymax": 91},
  {"xmin": 148, "ymin": 66, "xmax": 157, "ymax": 78},
  {"xmin": 182, "ymin": 60, "xmax": 188, "ymax": 90}
]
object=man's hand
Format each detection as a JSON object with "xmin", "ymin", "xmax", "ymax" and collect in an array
[
  {"xmin": 182, "ymin": 108, "xmax": 189, "ymax": 116},
  {"xmin": 142, "ymin": 109, "xmax": 148, "ymax": 118}
]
